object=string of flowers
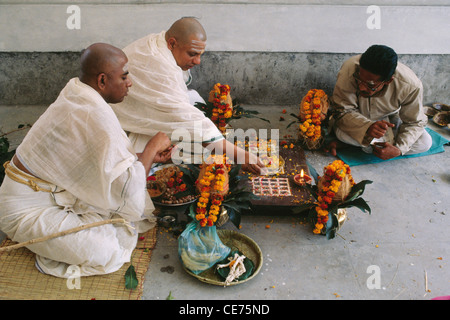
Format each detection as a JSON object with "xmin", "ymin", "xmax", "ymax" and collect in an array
[
  {"xmin": 299, "ymin": 89, "xmax": 326, "ymax": 141},
  {"xmin": 195, "ymin": 161, "xmax": 231, "ymax": 227},
  {"xmin": 314, "ymin": 160, "xmax": 355, "ymax": 234},
  {"xmin": 210, "ymin": 83, "xmax": 233, "ymax": 134}
]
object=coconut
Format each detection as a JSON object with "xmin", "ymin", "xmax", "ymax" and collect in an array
[
  {"xmin": 317, "ymin": 174, "xmax": 352, "ymax": 203},
  {"xmin": 209, "ymin": 90, "xmax": 233, "ymax": 107},
  {"xmin": 298, "ymin": 90, "xmax": 329, "ymax": 122},
  {"xmin": 208, "ymin": 84, "xmax": 233, "ymax": 114},
  {"xmin": 196, "ymin": 162, "xmax": 229, "ymax": 197}
]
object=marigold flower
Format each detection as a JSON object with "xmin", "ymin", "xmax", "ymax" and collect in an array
[
  {"xmin": 201, "ymin": 192, "xmax": 210, "ymax": 198},
  {"xmin": 199, "ymin": 197, "xmax": 209, "ymax": 203},
  {"xmin": 323, "ymin": 196, "xmax": 333, "ymax": 204},
  {"xmin": 197, "ymin": 202, "xmax": 207, "ymax": 208},
  {"xmin": 196, "ymin": 207, "xmax": 206, "ymax": 214},
  {"xmin": 210, "ymin": 205, "xmax": 220, "ymax": 212},
  {"xmin": 319, "ymin": 202, "xmax": 328, "ymax": 209},
  {"xmin": 329, "ymin": 185, "xmax": 339, "ymax": 193}
]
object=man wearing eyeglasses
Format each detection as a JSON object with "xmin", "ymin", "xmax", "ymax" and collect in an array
[{"xmin": 327, "ymin": 45, "xmax": 431, "ymax": 160}]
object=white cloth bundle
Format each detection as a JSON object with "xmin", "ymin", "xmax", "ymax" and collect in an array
[
  {"xmin": 111, "ymin": 31, "xmax": 223, "ymax": 154},
  {"xmin": 0, "ymin": 78, "xmax": 155, "ymax": 277}
]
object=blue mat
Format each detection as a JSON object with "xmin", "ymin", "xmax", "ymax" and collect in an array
[{"xmin": 336, "ymin": 128, "xmax": 449, "ymax": 166}]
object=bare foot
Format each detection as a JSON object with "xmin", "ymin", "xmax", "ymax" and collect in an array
[{"xmin": 323, "ymin": 140, "xmax": 338, "ymax": 156}]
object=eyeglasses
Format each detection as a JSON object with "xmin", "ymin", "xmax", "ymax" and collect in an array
[{"xmin": 353, "ymin": 72, "xmax": 386, "ymax": 92}]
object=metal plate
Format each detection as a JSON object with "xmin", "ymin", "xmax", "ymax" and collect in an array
[{"xmin": 148, "ymin": 164, "xmax": 197, "ymax": 207}]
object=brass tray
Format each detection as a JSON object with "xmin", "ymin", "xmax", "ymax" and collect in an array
[{"xmin": 148, "ymin": 164, "xmax": 197, "ymax": 206}]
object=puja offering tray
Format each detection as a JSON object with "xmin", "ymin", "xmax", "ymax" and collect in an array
[
  {"xmin": 147, "ymin": 164, "xmax": 198, "ymax": 206},
  {"xmin": 240, "ymin": 140, "xmax": 315, "ymax": 213}
]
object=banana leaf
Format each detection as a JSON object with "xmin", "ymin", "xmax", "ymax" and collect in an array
[
  {"xmin": 124, "ymin": 264, "xmax": 138, "ymax": 289},
  {"xmin": 232, "ymin": 104, "xmax": 270, "ymax": 123},
  {"xmin": 306, "ymin": 160, "xmax": 319, "ymax": 184},
  {"xmin": 337, "ymin": 197, "xmax": 371, "ymax": 214},
  {"xmin": 342, "ymin": 180, "xmax": 373, "ymax": 204},
  {"xmin": 194, "ymin": 101, "xmax": 270, "ymax": 124},
  {"xmin": 177, "ymin": 164, "xmax": 200, "ymax": 194},
  {"xmin": 216, "ymin": 250, "xmax": 255, "ymax": 282}
]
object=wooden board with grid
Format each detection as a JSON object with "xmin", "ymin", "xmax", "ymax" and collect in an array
[{"xmin": 251, "ymin": 177, "xmax": 292, "ymax": 197}]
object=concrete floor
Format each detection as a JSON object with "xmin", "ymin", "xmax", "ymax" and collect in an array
[{"xmin": 1, "ymin": 104, "xmax": 449, "ymax": 300}]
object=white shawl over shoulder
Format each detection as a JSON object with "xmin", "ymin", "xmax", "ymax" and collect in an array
[
  {"xmin": 111, "ymin": 31, "xmax": 222, "ymax": 152},
  {"xmin": 16, "ymin": 78, "xmax": 152, "ymax": 221}
]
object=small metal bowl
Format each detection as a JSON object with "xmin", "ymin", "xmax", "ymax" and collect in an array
[
  {"xmin": 424, "ymin": 106, "xmax": 439, "ymax": 118},
  {"xmin": 432, "ymin": 103, "xmax": 450, "ymax": 112},
  {"xmin": 433, "ymin": 111, "xmax": 450, "ymax": 127},
  {"xmin": 158, "ymin": 215, "xmax": 177, "ymax": 228}
]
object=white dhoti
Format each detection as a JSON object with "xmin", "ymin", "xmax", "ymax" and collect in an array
[
  {"xmin": 0, "ymin": 162, "xmax": 140, "ymax": 277},
  {"xmin": 0, "ymin": 78, "xmax": 155, "ymax": 278}
]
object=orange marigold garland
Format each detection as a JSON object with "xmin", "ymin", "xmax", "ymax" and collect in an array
[
  {"xmin": 313, "ymin": 160, "xmax": 355, "ymax": 234},
  {"xmin": 292, "ymin": 160, "xmax": 371, "ymax": 239},
  {"xmin": 209, "ymin": 83, "xmax": 233, "ymax": 134},
  {"xmin": 299, "ymin": 89, "xmax": 327, "ymax": 142},
  {"xmin": 195, "ymin": 158, "xmax": 231, "ymax": 227}
]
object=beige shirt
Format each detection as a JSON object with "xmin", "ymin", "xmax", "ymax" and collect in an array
[{"xmin": 331, "ymin": 55, "xmax": 427, "ymax": 155}]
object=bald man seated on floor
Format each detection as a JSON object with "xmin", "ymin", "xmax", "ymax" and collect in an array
[
  {"xmin": 0, "ymin": 43, "xmax": 172, "ymax": 278},
  {"xmin": 111, "ymin": 17, "xmax": 264, "ymax": 174}
]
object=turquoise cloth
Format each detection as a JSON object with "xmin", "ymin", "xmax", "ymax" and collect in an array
[{"xmin": 336, "ymin": 128, "xmax": 449, "ymax": 166}]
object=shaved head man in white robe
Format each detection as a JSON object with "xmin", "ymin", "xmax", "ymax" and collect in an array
[
  {"xmin": 0, "ymin": 43, "xmax": 172, "ymax": 277},
  {"xmin": 111, "ymin": 17, "xmax": 264, "ymax": 174}
]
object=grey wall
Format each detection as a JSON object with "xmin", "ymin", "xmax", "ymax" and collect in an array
[
  {"xmin": 1, "ymin": 51, "xmax": 448, "ymax": 106},
  {"xmin": 191, "ymin": 52, "xmax": 449, "ymax": 105},
  {"xmin": 0, "ymin": 1, "xmax": 449, "ymax": 106}
]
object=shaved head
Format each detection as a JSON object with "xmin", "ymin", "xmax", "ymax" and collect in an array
[
  {"xmin": 165, "ymin": 17, "xmax": 207, "ymax": 44},
  {"xmin": 79, "ymin": 43, "xmax": 131, "ymax": 103},
  {"xmin": 165, "ymin": 17, "xmax": 207, "ymax": 70},
  {"xmin": 80, "ymin": 43, "xmax": 127, "ymax": 83}
]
